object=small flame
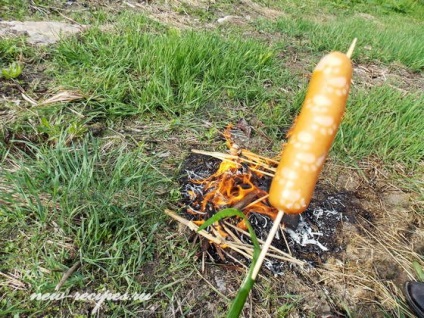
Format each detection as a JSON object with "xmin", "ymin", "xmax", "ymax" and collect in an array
[{"xmin": 186, "ymin": 125, "xmax": 278, "ymax": 230}]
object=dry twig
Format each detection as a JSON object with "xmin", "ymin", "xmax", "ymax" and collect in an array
[
  {"xmin": 165, "ymin": 209, "xmax": 305, "ymax": 267},
  {"xmin": 55, "ymin": 261, "xmax": 81, "ymax": 291}
]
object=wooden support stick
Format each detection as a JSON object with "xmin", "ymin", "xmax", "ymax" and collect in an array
[
  {"xmin": 223, "ymin": 221, "xmax": 303, "ymax": 265},
  {"xmin": 191, "ymin": 149, "xmax": 239, "ymax": 160},
  {"xmin": 251, "ymin": 209, "xmax": 285, "ymax": 280},
  {"xmin": 165, "ymin": 209, "xmax": 226, "ymax": 246}
]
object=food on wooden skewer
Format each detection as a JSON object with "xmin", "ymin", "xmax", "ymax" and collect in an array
[
  {"xmin": 269, "ymin": 50, "xmax": 354, "ymax": 214},
  {"xmin": 251, "ymin": 39, "xmax": 357, "ymax": 279}
]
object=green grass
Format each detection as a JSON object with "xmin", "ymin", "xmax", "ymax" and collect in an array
[
  {"xmin": 336, "ymin": 86, "xmax": 424, "ymax": 167},
  {"xmin": 254, "ymin": 83, "xmax": 424, "ymax": 169},
  {"xmin": 0, "ymin": 0, "xmax": 32, "ymax": 20},
  {"xmin": 261, "ymin": 0, "xmax": 424, "ymax": 21},
  {"xmin": 0, "ymin": 135, "xmax": 191, "ymax": 316},
  {"xmin": 51, "ymin": 13, "xmax": 275, "ymax": 117},
  {"xmin": 328, "ymin": 0, "xmax": 424, "ymax": 20},
  {"xmin": 257, "ymin": 13, "xmax": 424, "ymax": 70},
  {"xmin": 0, "ymin": 0, "xmax": 114, "ymax": 23}
]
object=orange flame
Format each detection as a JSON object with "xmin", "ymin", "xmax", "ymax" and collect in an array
[{"xmin": 186, "ymin": 125, "xmax": 278, "ymax": 231}]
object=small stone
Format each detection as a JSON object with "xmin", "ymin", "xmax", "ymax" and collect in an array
[
  {"xmin": 383, "ymin": 191, "xmax": 410, "ymax": 208},
  {"xmin": 217, "ymin": 16, "xmax": 243, "ymax": 24},
  {"xmin": 214, "ymin": 275, "xmax": 227, "ymax": 293},
  {"xmin": 0, "ymin": 21, "xmax": 86, "ymax": 45}
]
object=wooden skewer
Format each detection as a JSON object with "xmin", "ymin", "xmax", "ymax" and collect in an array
[
  {"xmin": 249, "ymin": 167, "xmax": 275, "ymax": 177},
  {"xmin": 346, "ymin": 38, "xmax": 357, "ymax": 59},
  {"xmin": 251, "ymin": 209, "xmax": 285, "ymax": 280},
  {"xmin": 241, "ymin": 149, "xmax": 280, "ymax": 165}
]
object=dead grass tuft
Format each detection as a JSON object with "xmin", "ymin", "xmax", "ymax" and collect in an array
[{"xmin": 0, "ymin": 270, "xmax": 28, "ymax": 291}]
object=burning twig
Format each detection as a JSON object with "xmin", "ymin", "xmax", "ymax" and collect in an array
[
  {"xmin": 243, "ymin": 194, "xmax": 269, "ymax": 210},
  {"xmin": 191, "ymin": 149, "xmax": 277, "ymax": 173},
  {"xmin": 232, "ymin": 191, "xmax": 259, "ymax": 211},
  {"xmin": 180, "ymin": 125, "xmax": 312, "ymax": 267},
  {"xmin": 248, "ymin": 167, "xmax": 275, "ymax": 178}
]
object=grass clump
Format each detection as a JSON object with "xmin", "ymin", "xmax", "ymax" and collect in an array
[
  {"xmin": 1, "ymin": 62, "xmax": 23, "ymax": 79},
  {"xmin": 0, "ymin": 0, "xmax": 30, "ymax": 20},
  {"xmin": 257, "ymin": 6, "xmax": 424, "ymax": 70},
  {"xmin": 0, "ymin": 135, "xmax": 179, "ymax": 316},
  {"xmin": 0, "ymin": 37, "xmax": 35, "ymax": 67},
  {"xmin": 256, "ymin": 83, "xmax": 424, "ymax": 170},
  {"xmin": 335, "ymin": 86, "xmax": 424, "ymax": 167},
  {"xmin": 329, "ymin": 0, "xmax": 424, "ymax": 19},
  {"xmin": 51, "ymin": 13, "xmax": 275, "ymax": 117},
  {"xmin": 266, "ymin": 0, "xmax": 424, "ymax": 21}
]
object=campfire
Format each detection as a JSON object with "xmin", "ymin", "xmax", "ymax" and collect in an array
[
  {"xmin": 166, "ymin": 123, "xmax": 366, "ymax": 273},
  {"xmin": 183, "ymin": 125, "xmax": 279, "ymax": 229}
]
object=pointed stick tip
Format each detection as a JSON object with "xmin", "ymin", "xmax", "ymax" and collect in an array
[{"xmin": 346, "ymin": 38, "xmax": 357, "ymax": 59}]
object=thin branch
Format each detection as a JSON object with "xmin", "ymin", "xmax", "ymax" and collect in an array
[
  {"xmin": 165, "ymin": 209, "xmax": 305, "ymax": 267},
  {"xmin": 55, "ymin": 261, "xmax": 81, "ymax": 291}
]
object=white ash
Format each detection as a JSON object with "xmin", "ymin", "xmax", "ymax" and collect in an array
[
  {"xmin": 284, "ymin": 201, "xmax": 345, "ymax": 252},
  {"xmin": 185, "ymin": 169, "xmax": 210, "ymax": 180},
  {"xmin": 313, "ymin": 207, "xmax": 342, "ymax": 222},
  {"xmin": 264, "ymin": 259, "xmax": 285, "ymax": 276},
  {"xmin": 285, "ymin": 215, "xmax": 329, "ymax": 251},
  {"xmin": 327, "ymin": 195, "xmax": 345, "ymax": 207}
]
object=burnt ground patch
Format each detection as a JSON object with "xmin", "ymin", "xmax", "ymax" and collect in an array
[
  {"xmin": 172, "ymin": 123, "xmax": 422, "ymax": 316},
  {"xmin": 177, "ymin": 151, "xmax": 373, "ymax": 269}
]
